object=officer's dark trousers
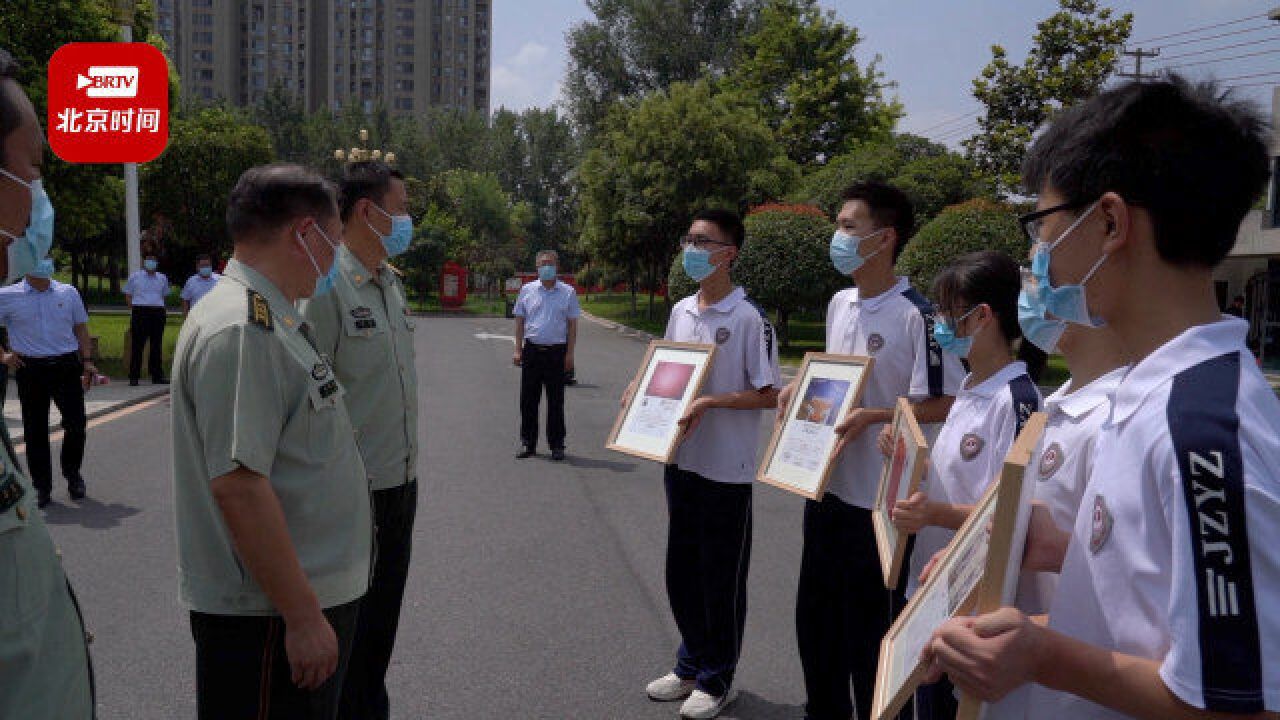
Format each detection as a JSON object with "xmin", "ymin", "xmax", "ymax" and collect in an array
[
  {"xmin": 190, "ymin": 598, "xmax": 360, "ymax": 720},
  {"xmin": 797, "ymin": 494, "xmax": 909, "ymax": 720},
  {"xmin": 339, "ymin": 481, "xmax": 418, "ymax": 720},
  {"xmin": 664, "ymin": 465, "xmax": 753, "ymax": 698},
  {"xmin": 15, "ymin": 353, "xmax": 86, "ymax": 495},
  {"xmin": 519, "ymin": 340, "xmax": 566, "ymax": 450},
  {"xmin": 129, "ymin": 305, "xmax": 166, "ymax": 382}
]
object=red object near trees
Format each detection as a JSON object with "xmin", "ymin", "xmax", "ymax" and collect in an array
[{"xmin": 440, "ymin": 261, "xmax": 468, "ymax": 308}]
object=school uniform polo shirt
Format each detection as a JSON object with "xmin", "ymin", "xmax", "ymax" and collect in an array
[
  {"xmin": 124, "ymin": 269, "xmax": 169, "ymax": 307},
  {"xmin": 0, "ymin": 278, "xmax": 88, "ymax": 357},
  {"xmin": 171, "ymin": 259, "xmax": 372, "ymax": 616},
  {"xmin": 180, "ymin": 272, "xmax": 221, "ymax": 308},
  {"xmin": 514, "ymin": 280, "xmax": 580, "ymax": 345},
  {"xmin": 823, "ymin": 277, "xmax": 965, "ymax": 508},
  {"xmin": 664, "ymin": 286, "xmax": 781, "ymax": 484},
  {"xmin": 302, "ymin": 246, "xmax": 419, "ymax": 491},
  {"xmin": 1033, "ymin": 318, "xmax": 1280, "ymax": 718},
  {"xmin": 907, "ymin": 361, "xmax": 1040, "ymax": 597}
]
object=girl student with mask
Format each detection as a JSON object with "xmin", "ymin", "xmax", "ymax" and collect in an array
[{"xmin": 888, "ymin": 249, "xmax": 1041, "ymax": 719}]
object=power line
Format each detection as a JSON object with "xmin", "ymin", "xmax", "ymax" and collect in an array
[
  {"xmin": 1159, "ymin": 35, "xmax": 1280, "ymax": 63},
  {"xmin": 1129, "ymin": 12, "xmax": 1267, "ymax": 45},
  {"xmin": 932, "ymin": 121, "xmax": 980, "ymax": 142},
  {"xmin": 1150, "ymin": 22, "xmax": 1277, "ymax": 50},
  {"xmin": 1215, "ymin": 70, "xmax": 1280, "ymax": 83},
  {"xmin": 1229, "ymin": 80, "xmax": 1280, "ymax": 88},
  {"xmin": 1164, "ymin": 46, "xmax": 1280, "ymax": 70},
  {"xmin": 914, "ymin": 110, "xmax": 982, "ymax": 135}
]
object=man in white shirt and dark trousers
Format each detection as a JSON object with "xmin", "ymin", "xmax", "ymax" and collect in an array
[
  {"xmin": 780, "ymin": 183, "xmax": 964, "ymax": 720},
  {"xmin": 0, "ymin": 262, "xmax": 98, "ymax": 507},
  {"xmin": 643, "ymin": 209, "xmax": 781, "ymax": 720},
  {"xmin": 513, "ymin": 249, "xmax": 580, "ymax": 461},
  {"xmin": 125, "ymin": 253, "xmax": 170, "ymax": 386},
  {"xmin": 180, "ymin": 254, "xmax": 220, "ymax": 317}
]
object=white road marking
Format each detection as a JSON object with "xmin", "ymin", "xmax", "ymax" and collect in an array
[{"xmin": 474, "ymin": 332, "xmax": 517, "ymax": 345}]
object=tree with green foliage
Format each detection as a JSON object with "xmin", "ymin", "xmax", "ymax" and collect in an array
[
  {"xmin": 895, "ymin": 199, "xmax": 1026, "ymax": 296},
  {"xmin": 721, "ymin": 0, "xmax": 899, "ymax": 165},
  {"xmin": 486, "ymin": 107, "xmax": 579, "ymax": 265},
  {"xmin": 965, "ymin": 0, "xmax": 1132, "ymax": 193},
  {"xmin": 563, "ymin": 0, "xmax": 765, "ymax": 136},
  {"xmin": 141, "ymin": 106, "xmax": 274, "ymax": 267},
  {"xmin": 578, "ymin": 80, "xmax": 797, "ymax": 320},
  {"xmin": 791, "ymin": 134, "xmax": 989, "ymax": 222}
]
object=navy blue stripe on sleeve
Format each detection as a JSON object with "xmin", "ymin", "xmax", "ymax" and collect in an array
[
  {"xmin": 1168, "ymin": 351, "xmax": 1263, "ymax": 712},
  {"xmin": 902, "ymin": 287, "xmax": 944, "ymax": 397},
  {"xmin": 1007, "ymin": 374, "xmax": 1039, "ymax": 437}
]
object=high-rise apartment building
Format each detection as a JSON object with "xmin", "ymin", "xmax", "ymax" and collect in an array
[{"xmin": 154, "ymin": 0, "xmax": 491, "ymax": 116}]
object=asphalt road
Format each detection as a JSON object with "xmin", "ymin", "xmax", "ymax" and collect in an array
[{"xmin": 36, "ymin": 314, "xmax": 815, "ymax": 720}]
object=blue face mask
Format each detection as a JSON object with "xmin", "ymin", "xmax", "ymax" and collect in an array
[
  {"xmin": 29, "ymin": 257, "xmax": 54, "ymax": 279},
  {"xmin": 933, "ymin": 305, "xmax": 981, "ymax": 359},
  {"xmin": 144, "ymin": 259, "xmax": 158, "ymax": 272},
  {"xmin": 829, "ymin": 228, "xmax": 886, "ymax": 276},
  {"xmin": 538, "ymin": 264, "xmax": 557, "ymax": 282},
  {"xmin": 0, "ymin": 168, "xmax": 55, "ymax": 284},
  {"xmin": 1018, "ymin": 283, "xmax": 1066, "ymax": 354},
  {"xmin": 368, "ymin": 203, "xmax": 414, "ymax": 257},
  {"xmin": 298, "ymin": 223, "xmax": 340, "ymax": 297},
  {"xmin": 682, "ymin": 246, "xmax": 719, "ymax": 282},
  {"xmin": 198, "ymin": 266, "xmax": 213, "ymax": 278},
  {"xmin": 1030, "ymin": 202, "xmax": 1107, "ymax": 327}
]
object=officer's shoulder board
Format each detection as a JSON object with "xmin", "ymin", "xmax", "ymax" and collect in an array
[
  {"xmin": 246, "ymin": 288, "xmax": 274, "ymax": 331},
  {"xmin": 385, "ymin": 262, "xmax": 406, "ymax": 278}
]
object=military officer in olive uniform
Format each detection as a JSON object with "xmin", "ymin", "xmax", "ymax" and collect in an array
[
  {"xmin": 301, "ymin": 161, "xmax": 419, "ymax": 720},
  {"xmin": 0, "ymin": 46, "xmax": 94, "ymax": 720},
  {"xmin": 171, "ymin": 164, "xmax": 372, "ymax": 719}
]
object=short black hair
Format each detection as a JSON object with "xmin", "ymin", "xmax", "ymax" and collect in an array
[
  {"xmin": 1022, "ymin": 74, "xmax": 1269, "ymax": 269},
  {"xmin": 339, "ymin": 161, "xmax": 405, "ymax": 222},
  {"xmin": 226, "ymin": 164, "xmax": 338, "ymax": 242},
  {"xmin": 840, "ymin": 181, "xmax": 916, "ymax": 261},
  {"xmin": 693, "ymin": 208, "xmax": 745, "ymax": 248},
  {"xmin": 932, "ymin": 250, "xmax": 1022, "ymax": 343},
  {"xmin": 0, "ymin": 48, "xmax": 23, "ymax": 169}
]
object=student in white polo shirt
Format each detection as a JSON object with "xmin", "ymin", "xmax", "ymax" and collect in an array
[
  {"xmin": 890, "ymin": 250, "xmax": 1040, "ymax": 719},
  {"xmin": 777, "ymin": 182, "xmax": 964, "ymax": 720},
  {"xmin": 924, "ymin": 76, "xmax": 1280, "ymax": 720},
  {"xmin": 640, "ymin": 208, "xmax": 780, "ymax": 720}
]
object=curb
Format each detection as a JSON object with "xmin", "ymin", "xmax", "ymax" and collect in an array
[{"xmin": 9, "ymin": 387, "xmax": 170, "ymax": 446}]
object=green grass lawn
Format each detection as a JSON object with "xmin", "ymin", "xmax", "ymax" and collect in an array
[
  {"xmin": 86, "ymin": 313, "xmax": 184, "ymax": 379},
  {"xmin": 409, "ymin": 294, "xmax": 507, "ymax": 315}
]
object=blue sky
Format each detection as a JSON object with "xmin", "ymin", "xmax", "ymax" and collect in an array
[{"xmin": 490, "ymin": 0, "xmax": 1279, "ymax": 145}]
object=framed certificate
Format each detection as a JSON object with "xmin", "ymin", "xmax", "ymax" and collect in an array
[
  {"xmin": 757, "ymin": 352, "xmax": 874, "ymax": 500},
  {"xmin": 873, "ymin": 397, "xmax": 930, "ymax": 590},
  {"xmin": 606, "ymin": 340, "xmax": 717, "ymax": 462},
  {"xmin": 871, "ymin": 412, "xmax": 1047, "ymax": 720}
]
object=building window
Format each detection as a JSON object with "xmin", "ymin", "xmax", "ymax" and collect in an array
[
  {"xmin": 197, "ymin": 68, "xmax": 213, "ymax": 81},
  {"xmin": 459, "ymin": 85, "xmax": 467, "ymax": 97},
  {"xmin": 396, "ymin": 62, "xmax": 414, "ymax": 73},
  {"xmin": 396, "ymin": 44, "xmax": 414, "ymax": 56},
  {"xmin": 395, "ymin": 8, "xmax": 413, "ymax": 20},
  {"xmin": 395, "ymin": 97, "xmax": 413, "ymax": 110},
  {"xmin": 193, "ymin": 12, "xmax": 213, "ymax": 26},
  {"xmin": 395, "ymin": 79, "xmax": 414, "ymax": 91}
]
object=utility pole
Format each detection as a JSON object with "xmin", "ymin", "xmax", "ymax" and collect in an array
[
  {"xmin": 1118, "ymin": 47, "xmax": 1161, "ymax": 81},
  {"xmin": 115, "ymin": 0, "xmax": 141, "ymax": 277}
]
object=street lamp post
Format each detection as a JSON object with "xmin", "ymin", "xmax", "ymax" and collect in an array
[
  {"xmin": 332, "ymin": 128, "xmax": 397, "ymax": 166},
  {"xmin": 115, "ymin": 0, "xmax": 141, "ymax": 276}
]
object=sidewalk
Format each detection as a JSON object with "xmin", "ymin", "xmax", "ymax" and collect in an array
[{"xmin": 3, "ymin": 376, "xmax": 169, "ymax": 445}]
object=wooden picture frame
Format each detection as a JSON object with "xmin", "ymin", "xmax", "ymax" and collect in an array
[
  {"xmin": 871, "ymin": 412, "xmax": 1048, "ymax": 720},
  {"xmin": 872, "ymin": 397, "xmax": 930, "ymax": 590},
  {"xmin": 606, "ymin": 340, "xmax": 717, "ymax": 463},
  {"xmin": 757, "ymin": 352, "xmax": 874, "ymax": 500}
]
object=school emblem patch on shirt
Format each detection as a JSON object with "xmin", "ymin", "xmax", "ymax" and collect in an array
[
  {"xmin": 1039, "ymin": 442, "xmax": 1063, "ymax": 479},
  {"xmin": 1090, "ymin": 494, "xmax": 1113, "ymax": 554},
  {"xmin": 960, "ymin": 433, "xmax": 984, "ymax": 460},
  {"xmin": 867, "ymin": 333, "xmax": 885, "ymax": 354},
  {"xmin": 311, "ymin": 363, "xmax": 329, "ymax": 381},
  {"xmin": 715, "ymin": 327, "xmax": 731, "ymax": 345}
]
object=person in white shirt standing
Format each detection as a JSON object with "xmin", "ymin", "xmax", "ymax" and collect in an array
[
  {"xmin": 776, "ymin": 182, "xmax": 964, "ymax": 720},
  {"xmin": 180, "ymin": 254, "xmax": 220, "ymax": 317},
  {"xmin": 512, "ymin": 249, "xmax": 580, "ymax": 461},
  {"xmin": 124, "ymin": 252, "xmax": 170, "ymax": 386},
  {"xmin": 924, "ymin": 75, "xmax": 1280, "ymax": 720},
  {"xmin": 0, "ymin": 259, "xmax": 98, "ymax": 507},
  {"xmin": 640, "ymin": 208, "xmax": 780, "ymax": 720}
]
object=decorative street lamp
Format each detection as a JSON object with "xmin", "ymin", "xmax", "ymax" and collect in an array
[{"xmin": 333, "ymin": 128, "xmax": 396, "ymax": 165}]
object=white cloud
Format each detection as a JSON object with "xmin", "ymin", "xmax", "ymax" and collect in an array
[{"xmin": 490, "ymin": 41, "xmax": 561, "ymax": 112}]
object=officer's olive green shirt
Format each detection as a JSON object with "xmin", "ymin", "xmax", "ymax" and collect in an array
[
  {"xmin": 171, "ymin": 259, "xmax": 372, "ymax": 615},
  {"xmin": 0, "ymin": 425, "xmax": 93, "ymax": 719},
  {"xmin": 301, "ymin": 246, "xmax": 419, "ymax": 491}
]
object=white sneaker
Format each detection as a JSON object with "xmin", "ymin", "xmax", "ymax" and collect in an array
[
  {"xmin": 646, "ymin": 672, "xmax": 696, "ymax": 702},
  {"xmin": 679, "ymin": 686, "xmax": 738, "ymax": 719}
]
